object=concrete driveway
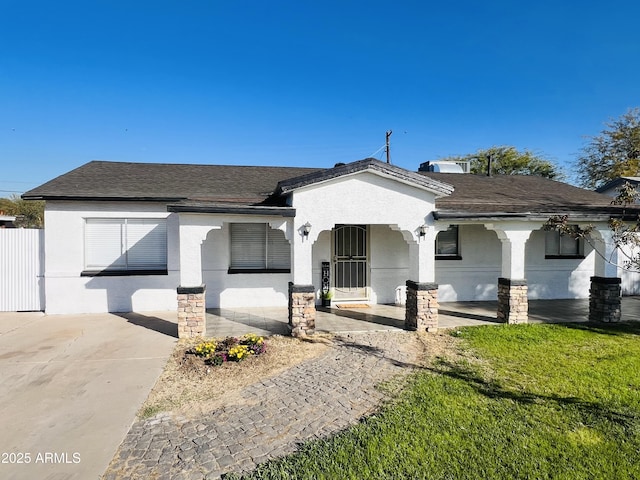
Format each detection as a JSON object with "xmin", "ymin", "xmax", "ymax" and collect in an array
[{"xmin": 0, "ymin": 311, "xmax": 177, "ymax": 480}]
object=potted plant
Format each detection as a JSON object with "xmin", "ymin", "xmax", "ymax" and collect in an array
[{"xmin": 321, "ymin": 290, "xmax": 333, "ymax": 307}]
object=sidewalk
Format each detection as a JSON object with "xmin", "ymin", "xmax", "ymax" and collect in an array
[{"xmin": 103, "ymin": 331, "xmax": 423, "ymax": 480}]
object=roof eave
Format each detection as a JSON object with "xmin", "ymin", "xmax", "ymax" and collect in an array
[
  {"xmin": 22, "ymin": 195, "xmax": 186, "ymax": 202},
  {"xmin": 433, "ymin": 209, "xmax": 629, "ymax": 223},
  {"xmin": 167, "ymin": 204, "xmax": 296, "ymax": 217}
]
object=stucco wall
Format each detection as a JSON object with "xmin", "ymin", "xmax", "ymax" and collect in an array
[
  {"xmin": 201, "ymin": 224, "xmax": 291, "ymax": 308},
  {"xmin": 369, "ymin": 225, "xmax": 409, "ymax": 304},
  {"xmin": 525, "ymin": 229, "xmax": 594, "ymax": 299},
  {"xmin": 435, "ymin": 224, "xmax": 595, "ymax": 301},
  {"xmin": 435, "ymin": 224, "xmax": 501, "ymax": 301},
  {"xmin": 44, "ymin": 201, "xmax": 178, "ymax": 314},
  {"xmin": 291, "ymin": 172, "xmax": 436, "ymax": 235}
]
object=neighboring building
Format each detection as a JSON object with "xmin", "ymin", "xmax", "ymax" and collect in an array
[
  {"xmin": 596, "ymin": 176, "xmax": 640, "ymax": 200},
  {"xmin": 0, "ymin": 214, "xmax": 16, "ymax": 228},
  {"xmin": 23, "ymin": 158, "xmax": 636, "ymax": 337}
]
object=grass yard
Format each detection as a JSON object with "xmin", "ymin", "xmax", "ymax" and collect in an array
[{"xmin": 234, "ymin": 323, "xmax": 640, "ymax": 480}]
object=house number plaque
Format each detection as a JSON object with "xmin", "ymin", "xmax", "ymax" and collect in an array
[{"xmin": 321, "ymin": 261, "xmax": 330, "ymax": 295}]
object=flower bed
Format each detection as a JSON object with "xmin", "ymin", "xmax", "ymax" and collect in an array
[{"xmin": 188, "ymin": 333, "xmax": 267, "ymax": 367}]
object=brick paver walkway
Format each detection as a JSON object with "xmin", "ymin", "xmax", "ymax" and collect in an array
[{"xmin": 103, "ymin": 332, "xmax": 423, "ymax": 479}]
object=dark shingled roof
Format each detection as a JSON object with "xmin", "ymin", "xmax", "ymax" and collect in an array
[
  {"xmin": 23, "ymin": 160, "xmax": 640, "ymax": 220},
  {"xmin": 22, "ymin": 161, "xmax": 323, "ymax": 204},
  {"xmin": 420, "ymin": 172, "xmax": 637, "ymax": 219},
  {"xmin": 276, "ymin": 158, "xmax": 454, "ymax": 196}
]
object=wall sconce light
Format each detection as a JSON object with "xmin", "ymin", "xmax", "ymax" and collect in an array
[
  {"xmin": 419, "ymin": 224, "xmax": 428, "ymax": 237},
  {"xmin": 302, "ymin": 222, "xmax": 312, "ymax": 237}
]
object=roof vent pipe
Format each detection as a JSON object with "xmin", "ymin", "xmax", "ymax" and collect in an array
[{"xmin": 486, "ymin": 154, "xmax": 493, "ymax": 177}]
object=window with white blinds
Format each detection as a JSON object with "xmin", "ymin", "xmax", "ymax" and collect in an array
[
  {"xmin": 230, "ymin": 223, "xmax": 291, "ymax": 271},
  {"xmin": 85, "ymin": 218, "xmax": 167, "ymax": 271}
]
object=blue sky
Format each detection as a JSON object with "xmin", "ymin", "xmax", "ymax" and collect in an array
[{"xmin": 2, "ymin": 0, "xmax": 639, "ymax": 195}]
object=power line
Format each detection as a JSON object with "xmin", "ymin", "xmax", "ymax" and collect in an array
[{"xmin": 368, "ymin": 144, "xmax": 387, "ymax": 158}]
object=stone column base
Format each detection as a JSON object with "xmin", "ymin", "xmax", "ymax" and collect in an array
[
  {"xmin": 405, "ymin": 280, "xmax": 438, "ymax": 332},
  {"xmin": 589, "ymin": 276, "xmax": 621, "ymax": 322},
  {"xmin": 288, "ymin": 283, "xmax": 315, "ymax": 337},
  {"xmin": 497, "ymin": 278, "xmax": 528, "ymax": 324},
  {"xmin": 177, "ymin": 285, "xmax": 206, "ymax": 338}
]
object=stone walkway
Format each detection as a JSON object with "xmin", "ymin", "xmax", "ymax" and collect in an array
[{"xmin": 103, "ymin": 331, "xmax": 423, "ymax": 480}]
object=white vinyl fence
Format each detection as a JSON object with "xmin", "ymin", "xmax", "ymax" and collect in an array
[{"xmin": 0, "ymin": 229, "xmax": 44, "ymax": 311}]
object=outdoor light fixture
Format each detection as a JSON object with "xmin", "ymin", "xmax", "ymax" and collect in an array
[
  {"xmin": 302, "ymin": 222, "xmax": 312, "ymax": 237},
  {"xmin": 419, "ymin": 224, "xmax": 428, "ymax": 237}
]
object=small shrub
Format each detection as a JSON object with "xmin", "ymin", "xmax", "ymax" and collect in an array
[
  {"xmin": 188, "ymin": 334, "xmax": 266, "ymax": 367},
  {"xmin": 228, "ymin": 344, "xmax": 250, "ymax": 361},
  {"xmin": 241, "ymin": 333, "xmax": 267, "ymax": 355},
  {"xmin": 191, "ymin": 340, "xmax": 218, "ymax": 358},
  {"xmin": 205, "ymin": 352, "xmax": 227, "ymax": 366}
]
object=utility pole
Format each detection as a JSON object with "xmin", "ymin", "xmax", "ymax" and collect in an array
[{"xmin": 385, "ymin": 130, "xmax": 393, "ymax": 164}]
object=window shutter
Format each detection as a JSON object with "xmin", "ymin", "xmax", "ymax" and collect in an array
[
  {"xmin": 230, "ymin": 223, "xmax": 267, "ymax": 269},
  {"xmin": 267, "ymin": 228, "xmax": 291, "ymax": 269},
  {"xmin": 126, "ymin": 219, "xmax": 167, "ymax": 268},
  {"xmin": 85, "ymin": 219, "xmax": 126, "ymax": 269}
]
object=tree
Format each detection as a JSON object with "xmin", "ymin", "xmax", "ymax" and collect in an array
[
  {"xmin": 0, "ymin": 194, "xmax": 44, "ymax": 228},
  {"xmin": 576, "ymin": 108, "xmax": 640, "ymax": 189},
  {"xmin": 439, "ymin": 146, "xmax": 562, "ymax": 179}
]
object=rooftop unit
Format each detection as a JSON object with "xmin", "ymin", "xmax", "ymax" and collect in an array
[{"xmin": 418, "ymin": 160, "xmax": 469, "ymax": 173}]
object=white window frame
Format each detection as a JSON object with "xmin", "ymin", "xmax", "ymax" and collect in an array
[
  {"xmin": 83, "ymin": 218, "xmax": 167, "ymax": 275},
  {"xmin": 229, "ymin": 223, "xmax": 291, "ymax": 273}
]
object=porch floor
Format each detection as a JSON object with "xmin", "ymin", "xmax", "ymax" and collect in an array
[{"xmin": 205, "ymin": 297, "xmax": 640, "ymax": 338}]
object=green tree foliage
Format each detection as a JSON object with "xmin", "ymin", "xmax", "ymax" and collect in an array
[
  {"xmin": 0, "ymin": 194, "xmax": 44, "ymax": 228},
  {"xmin": 440, "ymin": 146, "xmax": 562, "ymax": 179},
  {"xmin": 576, "ymin": 108, "xmax": 640, "ymax": 189}
]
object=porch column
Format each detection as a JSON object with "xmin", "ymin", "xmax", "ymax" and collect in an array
[
  {"xmin": 405, "ymin": 281, "xmax": 438, "ymax": 332},
  {"xmin": 497, "ymin": 278, "xmax": 528, "ymax": 324},
  {"xmin": 590, "ymin": 229, "xmax": 621, "ymax": 322},
  {"xmin": 487, "ymin": 224, "xmax": 534, "ymax": 324},
  {"xmin": 289, "ymin": 220, "xmax": 316, "ymax": 336},
  {"xmin": 288, "ymin": 282, "xmax": 315, "ymax": 336},
  {"xmin": 177, "ymin": 285, "xmax": 206, "ymax": 338},
  {"xmin": 177, "ymin": 218, "xmax": 220, "ymax": 338},
  {"xmin": 405, "ymin": 226, "xmax": 438, "ymax": 332}
]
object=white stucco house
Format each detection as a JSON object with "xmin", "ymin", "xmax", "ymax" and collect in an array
[{"xmin": 23, "ymin": 158, "xmax": 635, "ymax": 337}]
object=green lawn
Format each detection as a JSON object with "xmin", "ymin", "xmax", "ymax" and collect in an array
[{"xmin": 233, "ymin": 323, "xmax": 640, "ymax": 480}]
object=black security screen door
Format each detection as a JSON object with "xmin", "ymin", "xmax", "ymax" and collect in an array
[{"xmin": 333, "ymin": 225, "xmax": 368, "ymax": 300}]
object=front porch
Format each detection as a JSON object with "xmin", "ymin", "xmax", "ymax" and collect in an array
[{"xmin": 202, "ymin": 298, "xmax": 639, "ymax": 338}]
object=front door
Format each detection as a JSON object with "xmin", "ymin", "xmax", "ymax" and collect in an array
[{"xmin": 333, "ymin": 225, "xmax": 369, "ymax": 300}]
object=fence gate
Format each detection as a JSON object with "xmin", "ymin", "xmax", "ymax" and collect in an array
[{"xmin": 0, "ymin": 229, "xmax": 44, "ymax": 311}]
